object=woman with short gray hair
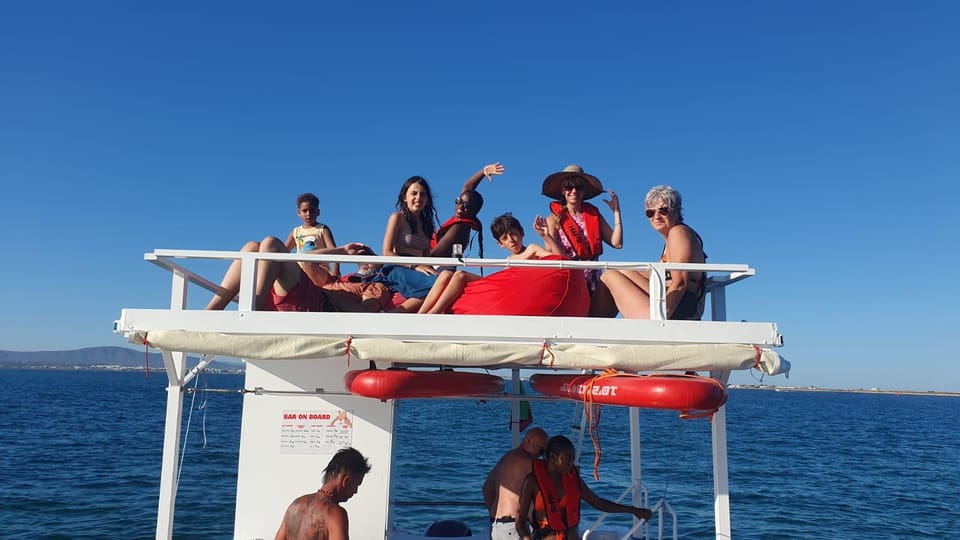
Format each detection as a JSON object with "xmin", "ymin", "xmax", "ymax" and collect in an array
[{"xmin": 601, "ymin": 185, "xmax": 706, "ymax": 319}]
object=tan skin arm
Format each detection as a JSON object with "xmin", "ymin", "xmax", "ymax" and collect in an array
[
  {"xmin": 579, "ymin": 477, "xmax": 652, "ymax": 521},
  {"xmin": 515, "ymin": 473, "xmax": 537, "ymax": 540},
  {"xmin": 319, "ymin": 226, "xmax": 340, "ymax": 278},
  {"xmin": 599, "ymin": 190, "xmax": 623, "ymax": 249},
  {"xmin": 284, "ymin": 230, "xmax": 297, "ymax": 252},
  {"xmin": 382, "ymin": 212, "xmax": 406, "ymax": 258},
  {"xmin": 462, "ymin": 162, "xmax": 504, "ymax": 193},
  {"xmin": 533, "ymin": 215, "xmax": 563, "ymax": 255},
  {"xmin": 663, "ymin": 225, "xmax": 700, "ymax": 318},
  {"xmin": 327, "ymin": 506, "xmax": 349, "ymax": 540},
  {"xmin": 482, "ymin": 463, "xmax": 498, "ymax": 515},
  {"xmin": 274, "ymin": 513, "xmax": 288, "ymax": 540}
]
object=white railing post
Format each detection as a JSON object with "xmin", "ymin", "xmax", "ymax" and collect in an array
[
  {"xmin": 157, "ymin": 274, "xmax": 189, "ymax": 540},
  {"xmin": 648, "ymin": 264, "xmax": 666, "ymax": 320},
  {"xmin": 511, "ymin": 369, "xmax": 521, "ymax": 448},
  {"xmin": 710, "ymin": 283, "xmax": 732, "ymax": 540},
  {"xmin": 237, "ymin": 252, "xmax": 257, "ymax": 312}
]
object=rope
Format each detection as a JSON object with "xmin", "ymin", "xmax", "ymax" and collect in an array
[
  {"xmin": 345, "ymin": 336, "xmax": 353, "ymax": 367},
  {"xmin": 576, "ymin": 370, "xmax": 727, "ymax": 478},
  {"xmin": 581, "ymin": 368, "xmax": 620, "ymax": 480},
  {"xmin": 539, "ymin": 341, "xmax": 556, "ymax": 368},
  {"xmin": 143, "ymin": 336, "xmax": 150, "ymax": 379}
]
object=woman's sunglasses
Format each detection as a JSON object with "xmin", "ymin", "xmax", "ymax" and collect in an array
[{"xmin": 645, "ymin": 207, "xmax": 671, "ymax": 218}]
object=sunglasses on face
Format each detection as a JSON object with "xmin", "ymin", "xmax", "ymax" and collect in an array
[
  {"xmin": 645, "ymin": 207, "xmax": 671, "ymax": 218},
  {"xmin": 562, "ymin": 183, "xmax": 583, "ymax": 192},
  {"xmin": 454, "ymin": 198, "xmax": 472, "ymax": 208}
]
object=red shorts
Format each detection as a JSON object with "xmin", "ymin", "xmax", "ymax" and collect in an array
[{"xmin": 271, "ymin": 272, "xmax": 328, "ymax": 312}]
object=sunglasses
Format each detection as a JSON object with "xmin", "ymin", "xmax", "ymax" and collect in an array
[
  {"xmin": 645, "ymin": 207, "xmax": 671, "ymax": 218},
  {"xmin": 454, "ymin": 198, "xmax": 471, "ymax": 208},
  {"xmin": 562, "ymin": 183, "xmax": 583, "ymax": 192}
]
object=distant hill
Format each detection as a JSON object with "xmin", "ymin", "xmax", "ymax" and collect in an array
[{"xmin": 0, "ymin": 346, "xmax": 242, "ymax": 372}]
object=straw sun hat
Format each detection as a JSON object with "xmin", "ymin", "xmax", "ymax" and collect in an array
[{"xmin": 541, "ymin": 164, "xmax": 604, "ymax": 201}]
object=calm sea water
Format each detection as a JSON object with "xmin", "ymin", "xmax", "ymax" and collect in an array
[{"xmin": 0, "ymin": 369, "xmax": 957, "ymax": 539}]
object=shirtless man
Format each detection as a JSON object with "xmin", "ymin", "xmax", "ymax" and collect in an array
[
  {"xmin": 482, "ymin": 427, "xmax": 549, "ymax": 539},
  {"xmin": 275, "ymin": 447, "xmax": 371, "ymax": 540}
]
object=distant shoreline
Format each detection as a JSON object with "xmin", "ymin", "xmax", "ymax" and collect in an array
[
  {"xmin": 0, "ymin": 364, "xmax": 244, "ymax": 375},
  {"xmin": 730, "ymin": 384, "xmax": 960, "ymax": 398},
  {"xmin": 3, "ymin": 365, "xmax": 957, "ymax": 396}
]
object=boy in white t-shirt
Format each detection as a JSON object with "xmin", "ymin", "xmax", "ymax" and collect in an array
[{"xmin": 284, "ymin": 193, "xmax": 339, "ymax": 280}]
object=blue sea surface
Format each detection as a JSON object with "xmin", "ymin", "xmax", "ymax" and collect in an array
[{"xmin": 0, "ymin": 369, "xmax": 958, "ymax": 539}]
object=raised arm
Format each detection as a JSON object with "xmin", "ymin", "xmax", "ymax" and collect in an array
[
  {"xmin": 533, "ymin": 215, "xmax": 563, "ymax": 255},
  {"xmin": 598, "ymin": 189, "xmax": 623, "ymax": 249},
  {"xmin": 462, "ymin": 162, "xmax": 505, "ymax": 193}
]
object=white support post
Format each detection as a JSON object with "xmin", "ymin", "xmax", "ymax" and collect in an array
[
  {"xmin": 237, "ymin": 252, "xmax": 257, "ymax": 312},
  {"xmin": 510, "ymin": 369, "xmax": 521, "ymax": 448},
  {"xmin": 629, "ymin": 406, "xmax": 644, "ymax": 532},
  {"xmin": 648, "ymin": 264, "xmax": 666, "ymax": 320},
  {"xmin": 710, "ymin": 284, "xmax": 732, "ymax": 540},
  {"xmin": 157, "ymin": 274, "xmax": 189, "ymax": 540},
  {"xmin": 156, "ymin": 352, "xmax": 186, "ymax": 539}
]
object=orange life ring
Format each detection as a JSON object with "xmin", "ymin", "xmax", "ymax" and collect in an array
[
  {"xmin": 529, "ymin": 373, "xmax": 727, "ymax": 411},
  {"xmin": 344, "ymin": 369, "xmax": 505, "ymax": 401}
]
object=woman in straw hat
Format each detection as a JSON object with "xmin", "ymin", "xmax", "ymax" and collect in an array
[{"xmin": 542, "ymin": 164, "xmax": 623, "ymax": 312}]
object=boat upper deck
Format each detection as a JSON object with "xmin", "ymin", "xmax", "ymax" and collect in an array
[{"xmin": 115, "ymin": 249, "xmax": 788, "ymax": 375}]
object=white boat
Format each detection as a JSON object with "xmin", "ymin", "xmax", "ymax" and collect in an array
[{"xmin": 115, "ymin": 249, "xmax": 788, "ymax": 539}]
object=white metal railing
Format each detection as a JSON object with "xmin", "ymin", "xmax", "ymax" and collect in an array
[
  {"xmin": 581, "ymin": 483, "xmax": 678, "ymax": 540},
  {"xmin": 143, "ymin": 249, "xmax": 755, "ymax": 319}
]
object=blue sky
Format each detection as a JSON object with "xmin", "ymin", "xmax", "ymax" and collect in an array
[{"xmin": 1, "ymin": 2, "xmax": 957, "ymax": 391}]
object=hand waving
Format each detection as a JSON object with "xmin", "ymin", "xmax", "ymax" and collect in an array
[
  {"xmin": 601, "ymin": 189, "xmax": 620, "ymax": 213},
  {"xmin": 482, "ymin": 162, "xmax": 505, "ymax": 181}
]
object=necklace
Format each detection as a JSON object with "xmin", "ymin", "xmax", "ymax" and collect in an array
[{"xmin": 318, "ymin": 487, "xmax": 336, "ymax": 500}]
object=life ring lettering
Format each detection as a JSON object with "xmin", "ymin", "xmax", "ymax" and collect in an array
[{"xmin": 560, "ymin": 382, "xmax": 619, "ymax": 397}]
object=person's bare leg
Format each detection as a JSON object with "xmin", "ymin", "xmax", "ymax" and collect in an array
[
  {"xmin": 601, "ymin": 270, "xmax": 651, "ymax": 319},
  {"xmin": 206, "ymin": 241, "xmax": 261, "ymax": 310},
  {"xmin": 428, "ymin": 271, "xmax": 479, "ymax": 314},
  {"xmin": 391, "ymin": 298, "xmax": 424, "ymax": 313},
  {"xmin": 257, "ymin": 236, "xmax": 331, "ymax": 309},
  {"xmin": 418, "ymin": 271, "xmax": 454, "ymax": 313},
  {"xmin": 619, "ymin": 269, "xmax": 651, "ymax": 293}
]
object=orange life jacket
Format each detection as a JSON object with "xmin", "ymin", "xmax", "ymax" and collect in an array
[
  {"xmin": 532, "ymin": 459, "xmax": 581, "ymax": 538},
  {"xmin": 550, "ymin": 201, "xmax": 603, "ymax": 260}
]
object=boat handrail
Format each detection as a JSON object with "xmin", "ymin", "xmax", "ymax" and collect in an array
[{"xmin": 143, "ymin": 248, "xmax": 755, "ymax": 317}]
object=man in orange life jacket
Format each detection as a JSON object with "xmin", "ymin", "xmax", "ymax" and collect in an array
[{"xmin": 516, "ymin": 436, "xmax": 651, "ymax": 540}]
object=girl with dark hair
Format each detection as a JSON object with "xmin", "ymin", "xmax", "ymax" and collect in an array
[{"xmin": 379, "ymin": 163, "xmax": 503, "ymax": 311}]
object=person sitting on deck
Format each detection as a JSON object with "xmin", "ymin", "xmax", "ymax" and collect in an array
[
  {"xmin": 601, "ymin": 184, "xmax": 707, "ymax": 320},
  {"xmin": 381, "ymin": 164, "xmax": 502, "ymax": 311},
  {"xmin": 516, "ymin": 435, "xmax": 651, "ymax": 540},
  {"xmin": 417, "ymin": 212, "xmax": 561, "ymax": 314},
  {"xmin": 284, "ymin": 192, "xmax": 340, "ymax": 280},
  {"xmin": 204, "ymin": 236, "xmax": 369, "ymax": 312},
  {"xmin": 541, "ymin": 164, "xmax": 623, "ymax": 316},
  {"xmin": 275, "ymin": 447, "xmax": 371, "ymax": 540},
  {"xmin": 483, "ymin": 427, "xmax": 549, "ymax": 540}
]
